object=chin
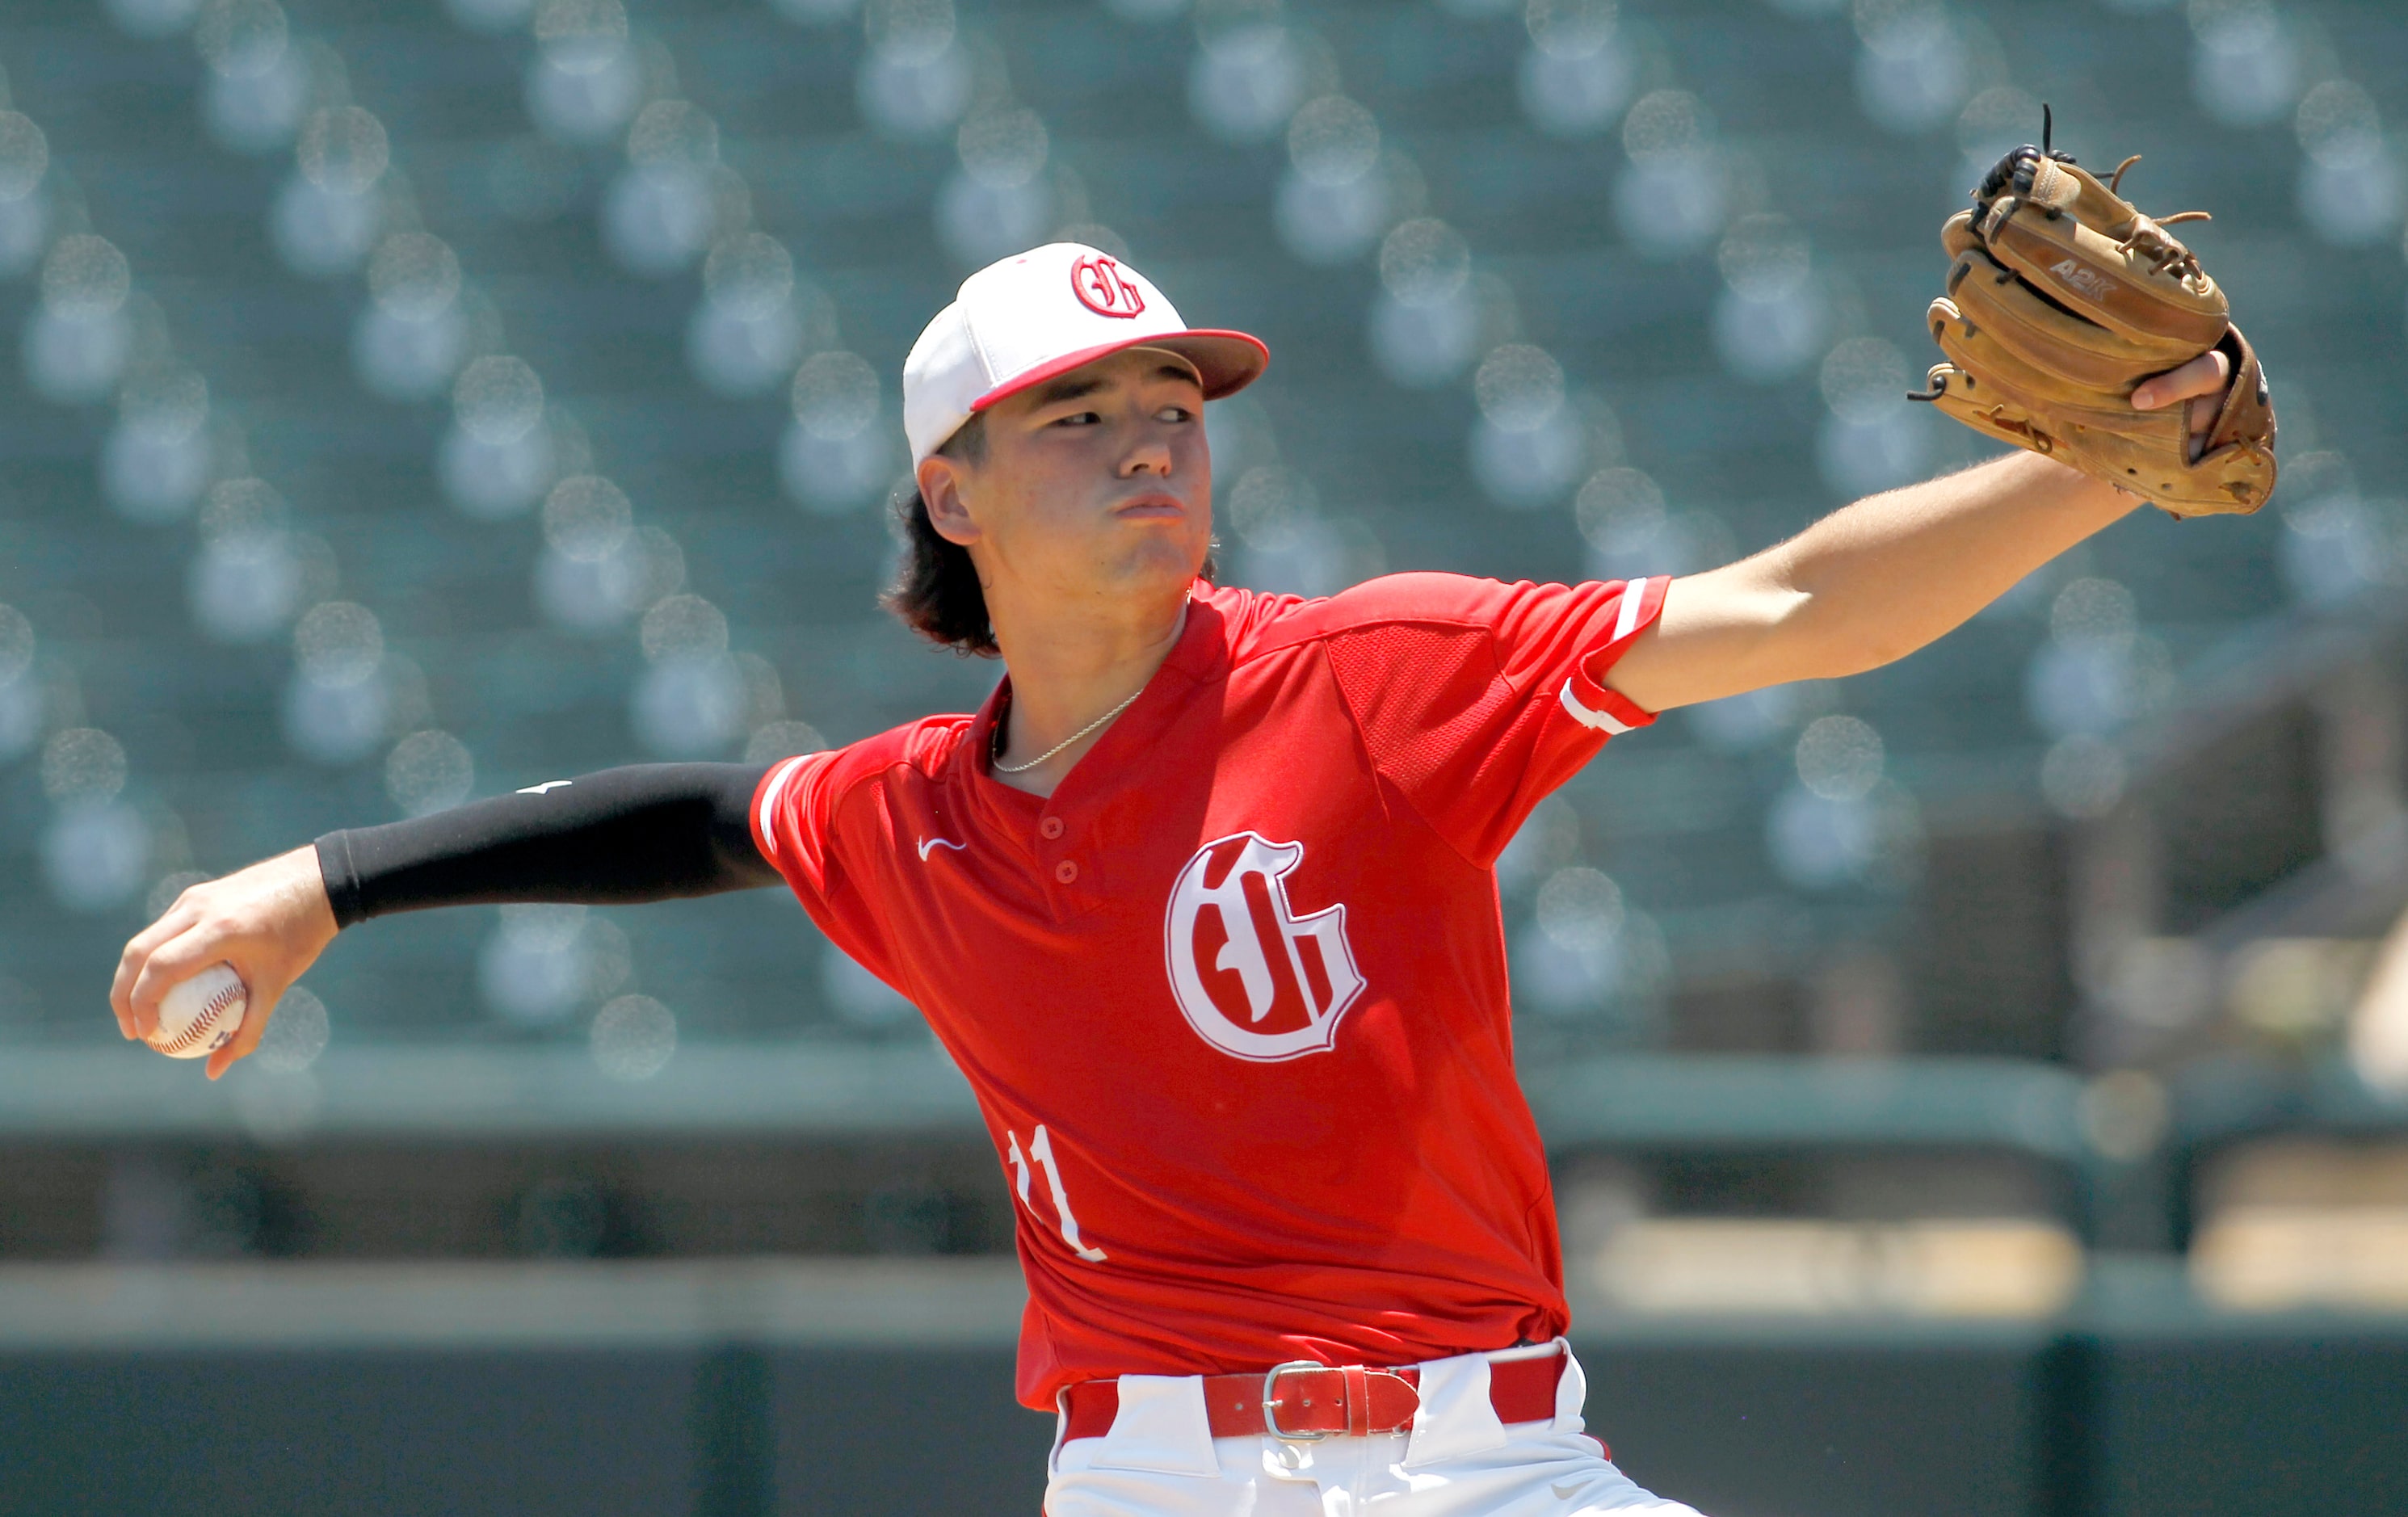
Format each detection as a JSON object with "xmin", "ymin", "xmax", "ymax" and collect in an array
[{"xmin": 1112, "ymin": 538, "xmax": 1211, "ymax": 597}]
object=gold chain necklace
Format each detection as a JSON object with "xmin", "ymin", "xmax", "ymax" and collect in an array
[{"xmin": 991, "ymin": 686, "xmax": 1144, "ymax": 774}]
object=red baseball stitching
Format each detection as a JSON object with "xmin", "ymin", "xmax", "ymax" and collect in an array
[{"xmin": 158, "ymin": 979, "xmax": 243, "ymax": 1053}]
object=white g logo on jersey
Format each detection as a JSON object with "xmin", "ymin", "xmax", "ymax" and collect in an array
[{"xmin": 1162, "ymin": 832, "xmax": 1366, "ymax": 1062}]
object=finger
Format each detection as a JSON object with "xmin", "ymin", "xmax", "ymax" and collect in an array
[
  {"xmin": 206, "ymin": 980, "xmax": 279, "ymax": 1082},
  {"xmin": 2137, "ymin": 349, "xmax": 2227, "ymax": 410},
  {"xmin": 111, "ymin": 897, "xmax": 201, "ymax": 1036},
  {"xmin": 2185, "ymin": 351, "xmax": 2233, "ymax": 453},
  {"xmin": 126, "ymin": 930, "xmax": 219, "ymax": 1043},
  {"xmin": 109, "ymin": 950, "xmax": 138, "ymax": 1040},
  {"xmin": 2131, "ymin": 349, "xmax": 2229, "ymax": 412}
]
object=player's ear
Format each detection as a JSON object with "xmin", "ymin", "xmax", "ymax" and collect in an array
[{"xmin": 918, "ymin": 454, "xmax": 982, "ymax": 548}]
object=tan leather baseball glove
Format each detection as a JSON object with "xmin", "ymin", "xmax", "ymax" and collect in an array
[{"xmin": 1912, "ymin": 122, "xmax": 2278, "ymax": 516}]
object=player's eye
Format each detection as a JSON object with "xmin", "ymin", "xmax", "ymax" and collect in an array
[
  {"xmin": 1157, "ymin": 406, "xmax": 1194, "ymax": 423},
  {"xmin": 1053, "ymin": 410, "xmax": 1101, "ymax": 427}
]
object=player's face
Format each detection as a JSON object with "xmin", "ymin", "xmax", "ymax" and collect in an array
[{"xmin": 923, "ymin": 347, "xmax": 1212, "ymax": 624}]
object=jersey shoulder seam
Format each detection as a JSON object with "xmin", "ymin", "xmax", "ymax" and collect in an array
[
  {"xmin": 1309, "ymin": 634, "xmax": 1502, "ymax": 874},
  {"xmin": 814, "ymin": 716, "xmax": 973, "ymax": 812},
  {"xmin": 1230, "ymin": 609, "xmax": 1499, "ymax": 669}
]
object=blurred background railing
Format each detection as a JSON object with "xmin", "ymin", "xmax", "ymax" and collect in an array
[{"xmin": 1, "ymin": 0, "xmax": 2405, "ymax": 1512}]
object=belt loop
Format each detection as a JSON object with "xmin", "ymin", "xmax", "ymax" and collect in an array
[
  {"xmin": 1343, "ymin": 1364, "xmax": 1370, "ymax": 1438},
  {"xmin": 1088, "ymin": 1375, "xmax": 1219, "ymax": 1475},
  {"xmin": 1548, "ymin": 1338, "xmax": 1587, "ymax": 1434},
  {"xmin": 1400, "ymin": 1351, "xmax": 1509, "ymax": 1469}
]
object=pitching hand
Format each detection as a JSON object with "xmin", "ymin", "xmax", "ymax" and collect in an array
[
  {"xmin": 2129, "ymin": 347, "xmax": 2234, "ymax": 461},
  {"xmin": 110, "ymin": 845, "xmax": 338, "ymax": 1080}
]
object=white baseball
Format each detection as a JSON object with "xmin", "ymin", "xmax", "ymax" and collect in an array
[{"xmin": 149, "ymin": 961, "xmax": 248, "ymax": 1060}]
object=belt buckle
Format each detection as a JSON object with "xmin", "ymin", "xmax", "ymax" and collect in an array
[
  {"xmin": 1260, "ymin": 1360, "xmax": 1332, "ymax": 1443},
  {"xmin": 1261, "ymin": 1361, "xmax": 1420, "ymax": 1442}
]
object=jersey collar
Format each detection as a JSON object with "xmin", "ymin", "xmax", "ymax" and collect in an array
[{"xmin": 964, "ymin": 583, "xmax": 1231, "ymax": 801}]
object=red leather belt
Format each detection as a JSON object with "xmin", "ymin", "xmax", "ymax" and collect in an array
[{"xmin": 1063, "ymin": 1351, "xmax": 1574, "ymax": 1444}]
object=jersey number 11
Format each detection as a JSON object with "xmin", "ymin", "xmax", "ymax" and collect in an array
[{"xmin": 1006, "ymin": 1124, "xmax": 1107, "ymax": 1263}]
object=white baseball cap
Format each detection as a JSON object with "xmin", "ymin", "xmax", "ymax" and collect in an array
[{"xmin": 901, "ymin": 242, "xmax": 1269, "ymax": 469}]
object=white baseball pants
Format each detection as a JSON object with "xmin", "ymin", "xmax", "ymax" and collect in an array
[{"xmin": 1042, "ymin": 1343, "xmax": 1709, "ymax": 1517}]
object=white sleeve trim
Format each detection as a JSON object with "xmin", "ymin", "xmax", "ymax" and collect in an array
[
  {"xmin": 1557, "ymin": 578, "xmax": 1660, "ymax": 734},
  {"xmin": 1559, "ymin": 680, "xmax": 1637, "ymax": 734},
  {"xmin": 753, "ymin": 753, "xmax": 823, "ymax": 859},
  {"xmin": 1612, "ymin": 575, "xmax": 1658, "ymax": 642}
]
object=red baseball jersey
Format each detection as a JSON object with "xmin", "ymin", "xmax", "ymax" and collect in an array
[{"xmin": 751, "ymin": 573, "xmax": 1666, "ymax": 1410}]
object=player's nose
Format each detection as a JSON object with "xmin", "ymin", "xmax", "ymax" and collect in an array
[{"xmin": 1119, "ymin": 436, "xmax": 1175, "ymax": 477}]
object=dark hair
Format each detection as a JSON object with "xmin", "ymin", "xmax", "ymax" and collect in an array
[
  {"xmin": 883, "ymin": 416, "xmax": 1002, "ymax": 656},
  {"xmin": 881, "ymin": 414, "xmax": 1216, "ymax": 657}
]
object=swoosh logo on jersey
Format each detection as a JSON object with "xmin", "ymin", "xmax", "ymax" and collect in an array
[
  {"xmin": 518, "ymin": 780, "xmax": 573, "ymax": 795},
  {"xmin": 1550, "ymin": 1479, "xmax": 1590, "ymax": 1500},
  {"xmin": 917, "ymin": 836, "xmax": 966, "ymax": 861}
]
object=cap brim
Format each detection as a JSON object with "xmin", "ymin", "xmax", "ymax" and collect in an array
[{"xmin": 969, "ymin": 330, "xmax": 1270, "ymax": 414}]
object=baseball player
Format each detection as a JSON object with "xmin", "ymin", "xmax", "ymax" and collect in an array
[{"xmin": 112, "ymin": 191, "xmax": 2249, "ymax": 1512}]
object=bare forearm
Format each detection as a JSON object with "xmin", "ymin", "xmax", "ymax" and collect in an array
[
  {"xmin": 1763, "ymin": 452, "xmax": 2136, "ymax": 670},
  {"xmin": 1608, "ymin": 452, "xmax": 2138, "ymax": 711}
]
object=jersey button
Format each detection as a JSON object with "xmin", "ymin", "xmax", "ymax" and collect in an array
[
  {"xmin": 1053, "ymin": 859, "xmax": 1078, "ymax": 885},
  {"xmin": 1040, "ymin": 816, "xmax": 1065, "ymax": 840}
]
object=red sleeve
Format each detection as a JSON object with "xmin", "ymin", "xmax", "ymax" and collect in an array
[
  {"xmin": 749, "ymin": 746, "xmax": 906, "ymax": 992},
  {"xmin": 1317, "ymin": 573, "xmax": 1667, "ymax": 866}
]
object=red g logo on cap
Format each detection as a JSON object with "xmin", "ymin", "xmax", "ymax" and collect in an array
[{"xmin": 1070, "ymin": 255, "xmax": 1145, "ymax": 319}]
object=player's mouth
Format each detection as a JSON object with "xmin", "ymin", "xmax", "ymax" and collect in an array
[{"xmin": 1113, "ymin": 491, "xmax": 1187, "ymax": 520}]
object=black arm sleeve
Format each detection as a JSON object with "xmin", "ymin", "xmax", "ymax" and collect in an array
[{"xmin": 314, "ymin": 762, "xmax": 784, "ymax": 929}]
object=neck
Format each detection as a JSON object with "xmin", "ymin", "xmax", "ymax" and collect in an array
[{"xmin": 988, "ymin": 587, "xmax": 1191, "ymax": 796}]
